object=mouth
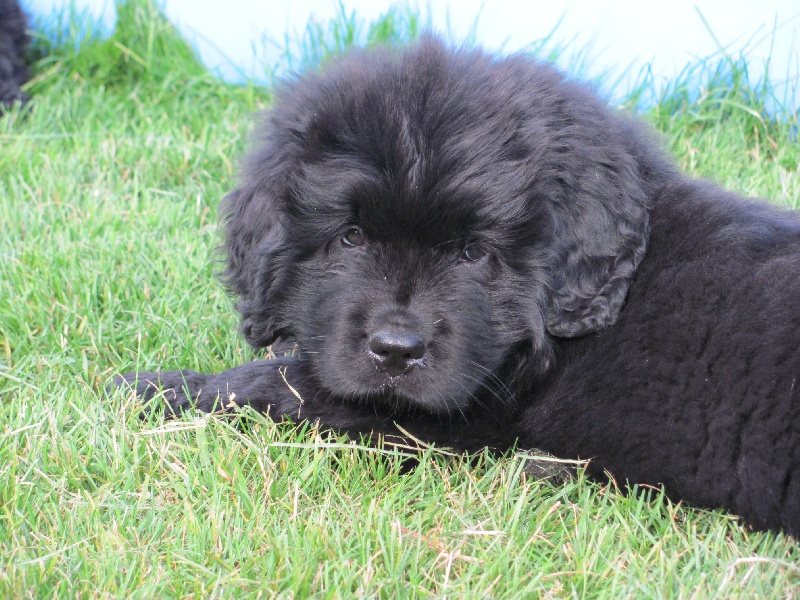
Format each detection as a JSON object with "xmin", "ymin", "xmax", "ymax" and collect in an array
[
  {"xmin": 363, "ymin": 369, "xmax": 470, "ymax": 415},
  {"xmin": 370, "ymin": 369, "xmax": 423, "ymax": 397}
]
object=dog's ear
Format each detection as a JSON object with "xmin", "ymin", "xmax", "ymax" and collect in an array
[
  {"xmin": 220, "ymin": 185, "xmax": 287, "ymax": 348},
  {"xmin": 542, "ymin": 144, "xmax": 652, "ymax": 338},
  {"xmin": 220, "ymin": 100, "xmax": 338, "ymax": 349}
]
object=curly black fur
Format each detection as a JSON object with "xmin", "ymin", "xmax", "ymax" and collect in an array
[
  {"xmin": 118, "ymin": 38, "xmax": 800, "ymax": 536},
  {"xmin": 0, "ymin": 0, "xmax": 29, "ymax": 110}
]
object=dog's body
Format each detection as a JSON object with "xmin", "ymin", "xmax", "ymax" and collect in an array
[
  {"xmin": 120, "ymin": 39, "xmax": 800, "ymax": 535},
  {"xmin": 0, "ymin": 0, "xmax": 30, "ymax": 110}
]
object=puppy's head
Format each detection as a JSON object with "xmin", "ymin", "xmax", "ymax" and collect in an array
[{"xmin": 222, "ymin": 38, "xmax": 667, "ymax": 414}]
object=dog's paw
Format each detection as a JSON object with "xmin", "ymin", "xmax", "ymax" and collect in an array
[{"xmin": 111, "ymin": 369, "xmax": 208, "ymax": 415}]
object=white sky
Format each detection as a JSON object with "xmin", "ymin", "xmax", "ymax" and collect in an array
[{"xmin": 24, "ymin": 0, "xmax": 800, "ymax": 107}]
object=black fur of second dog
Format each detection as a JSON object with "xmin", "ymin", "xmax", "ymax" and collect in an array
[
  {"xmin": 117, "ymin": 39, "xmax": 800, "ymax": 536},
  {"xmin": 0, "ymin": 0, "xmax": 30, "ymax": 111}
]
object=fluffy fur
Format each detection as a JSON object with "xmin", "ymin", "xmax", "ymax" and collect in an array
[
  {"xmin": 119, "ymin": 38, "xmax": 800, "ymax": 535},
  {"xmin": 0, "ymin": 0, "xmax": 30, "ymax": 110}
]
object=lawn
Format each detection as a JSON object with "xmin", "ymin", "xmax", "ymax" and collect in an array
[{"xmin": 1, "ymin": 1, "xmax": 799, "ymax": 597}]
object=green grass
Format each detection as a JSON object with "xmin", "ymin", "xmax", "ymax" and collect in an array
[{"xmin": 2, "ymin": 1, "xmax": 799, "ymax": 597}]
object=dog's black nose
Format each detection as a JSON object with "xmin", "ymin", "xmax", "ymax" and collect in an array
[{"xmin": 368, "ymin": 330, "xmax": 426, "ymax": 376}]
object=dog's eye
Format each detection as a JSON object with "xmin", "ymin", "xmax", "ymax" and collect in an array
[
  {"xmin": 460, "ymin": 243, "xmax": 487, "ymax": 263},
  {"xmin": 341, "ymin": 227, "xmax": 365, "ymax": 248}
]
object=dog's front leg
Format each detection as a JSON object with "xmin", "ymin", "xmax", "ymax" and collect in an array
[
  {"xmin": 113, "ymin": 357, "xmax": 300, "ymax": 416},
  {"xmin": 114, "ymin": 357, "xmax": 500, "ymax": 452}
]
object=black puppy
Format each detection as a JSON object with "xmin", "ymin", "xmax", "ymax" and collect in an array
[
  {"xmin": 0, "ymin": 0, "xmax": 30, "ymax": 111},
  {"xmin": 118, "ymin": 38, "xmax": 800, "ymax": 535}
]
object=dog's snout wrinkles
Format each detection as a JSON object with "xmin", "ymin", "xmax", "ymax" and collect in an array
[{"xmin": 368, "ymin": 330, "xmax": 426, "ymax": 376}]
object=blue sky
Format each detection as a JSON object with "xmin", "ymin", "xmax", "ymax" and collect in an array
[{"xmin": 24, "ymin": 0, "xmax": 800, "ymax": 108}]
